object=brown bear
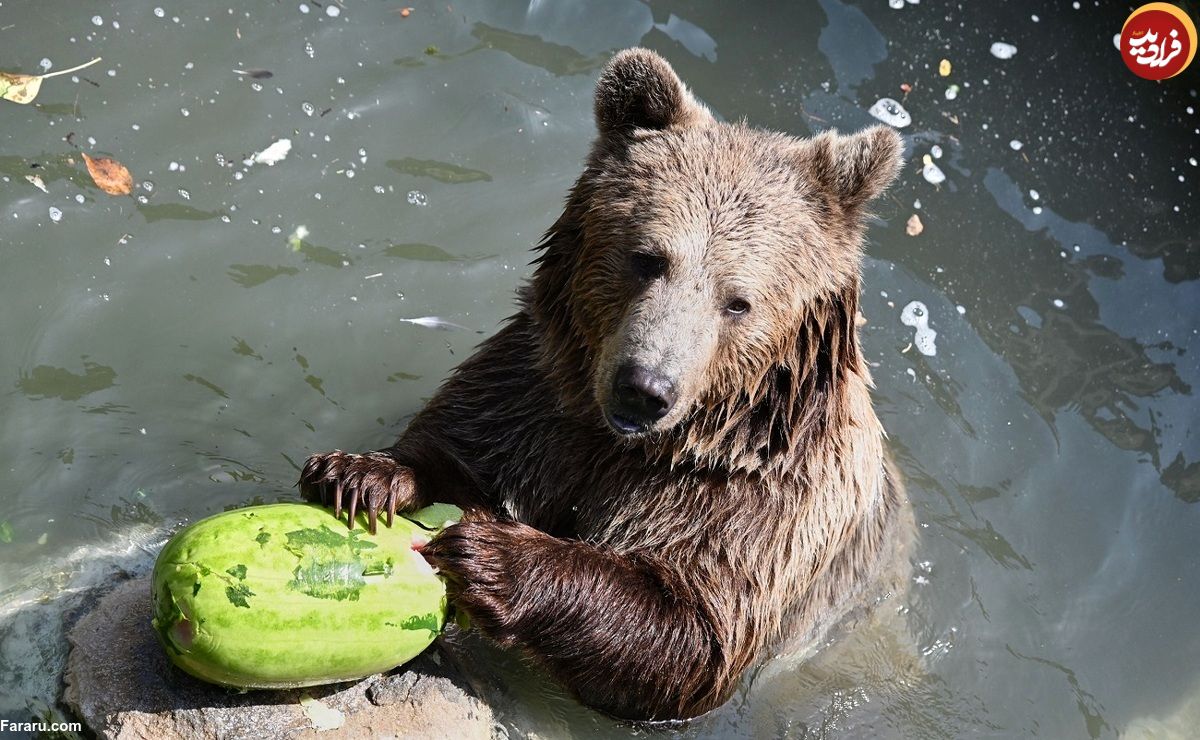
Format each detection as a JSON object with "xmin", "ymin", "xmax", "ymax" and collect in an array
[{"xmin": 299, "ymin": 48, "xmax": 909, "ymax": 722}]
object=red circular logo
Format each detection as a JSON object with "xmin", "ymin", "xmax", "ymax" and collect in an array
[{"xmin": 1121, "ymin": 3, "xmax": 1198, "ymax": 80}]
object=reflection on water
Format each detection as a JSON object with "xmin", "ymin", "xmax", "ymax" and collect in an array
[
  {"xmin": 17, "ymin": 361, "xmax": 117, "ymax": 401},
  {"xmin": 0, "ymin": 0, "xmax": 1197, "ymax": 737},
  {"xmin": 385, "ymin": 157, "xmax": 493, "ymax": 183}
]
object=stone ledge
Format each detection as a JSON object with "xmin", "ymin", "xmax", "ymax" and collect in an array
[{"xmin": 63, "ymin": 577, "xmax": 501, "ymax": 740}]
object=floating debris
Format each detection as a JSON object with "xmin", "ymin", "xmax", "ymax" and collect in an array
[
  {"xmin": 939, "ymin": 59, "xmax": 952, "ymax": 77},
  {"xmin": 1029, "ymin": 189, "xmax": 1040, "ymax": 201},
  {"xmin": 868, "ymin": 97, "xmax": 911, "ymax": 128},
  {"xmin": 921, "ymin": 154, "xmax": 946, "ymax": 185},
  {"xmin": 900, "ymin": 301, "xmax": 938, "ymax": 357},
  {"xmin": 931, "ymin": 144, "xmax": 943, "ymax": 159},
  {"xmin": 287, "ymin": 225, "xmax": 309, "ymax": 250},
  {"xmin": 406, "ymin": 190, "xmax": 429, "ymax": 207},
  {"xmin": 82, "ymin": 153, "xmax": 133, "ymax": 196},
  {"xmin": 325, "ymin": 4, "xmax": 341, "ymax": 18},
  {"xmin": 990, "ymin": 42, "xmax": 1017, "ymax": 60},
  {"xmin": 48, "ymin": 206, "xmax": 63, "ymax": 223},
  {"xmin": 25, "ymin": 174, "xmax": 48, "ymax": 193},
  {"xmin": 888, "ymin": 0, "xmax": 904, "ymax": 8},
  {"xmin": 1009, "ymin": 139, "xmax": 1023, "ymax": 151},
  {"xmin": 945, "ymin": 84, "xmax": 960, "ymax": 100},
  {"xmin": 399, "ymin": 316, "xmax": 470, "ymax": 331},
  {"xmin": 1, "ymin": 57, "xmax": 103, "ymax": 105},
  {"xmin": 245, "ymin": 138, "xmax": 292, "ymax": 167},
  {"xmin": 906, "ymin": 214, "xmax": 924, "ymax": 236},
  {"xmin": 233, "ymin": 68, "xmax": 274, "ymax": 79}
]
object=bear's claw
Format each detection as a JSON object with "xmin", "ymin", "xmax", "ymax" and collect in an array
[{"xmin": 298, "ymin": 450, "xmax": 417, "ymax": 534}]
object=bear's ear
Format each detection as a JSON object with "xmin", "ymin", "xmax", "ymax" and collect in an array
[
  {"xmin": 594, "ymin": 48, "xmax": 714, "ymax": 136},
  {"xmin": 804, "ymin": 126, "xmax": 905, "ymax": 213}
]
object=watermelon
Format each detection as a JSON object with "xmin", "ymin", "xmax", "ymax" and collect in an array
[{"xmin": 151, "ymin": 502, "xmax": 462, "ymax": 689}]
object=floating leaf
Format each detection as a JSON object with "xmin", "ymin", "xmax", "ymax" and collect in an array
[
  {"xmin": 0, "ymin": 520, "xmax": 12, "ymax": 543},
  {"xmin": 0, "ymin": 73, "xmax": 43, "ymax": 104},
  {"xmin": 25, "ymin": 174, "xmax": 48, "ymax": 193},
  {"xmin": 1, "ymin": 57, "xmax": 101, "ymax": 105},
  {"xmin": 82, "ymin": 152, "xmax": 133, "ymax": 195}
]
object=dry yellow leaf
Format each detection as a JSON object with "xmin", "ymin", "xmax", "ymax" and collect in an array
[
  {"xmin": 82, "ymin": 152, "xmax": 133, "ymax": 196},
  {"xmin": 0, "ymin": 72, "xmax": 43, "ymax": 104},
  {"xmin": 939, "ymin": 59, "xmax": 952, "ymax": 77},
  {"xmin": 1, "ymin": 58, "xmax": 101, "ymax": 105},
  {"xmin": 906, "ymin": 214, "xmax": 924, "ymax": 236}
]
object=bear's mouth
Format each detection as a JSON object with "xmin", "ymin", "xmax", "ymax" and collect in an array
[{"xmin": 604, "ymin": 411, "xmax": 652, "ymax": 436}]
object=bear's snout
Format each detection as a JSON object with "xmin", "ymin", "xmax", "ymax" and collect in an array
[{"xmin": 607, "ymin": 364, "xmax": 677, "ymax": 434}]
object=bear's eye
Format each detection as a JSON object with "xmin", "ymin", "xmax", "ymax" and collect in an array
[
  {"xmin": 629, "ymin": 251, "xmax": 668, "ymax": 282},
  {"xmin": 725, "ymin": 299, "xmax": 751, "ymax": 316}
]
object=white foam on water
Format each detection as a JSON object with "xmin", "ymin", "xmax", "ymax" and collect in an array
[
  {"xmin": 901, "ymin": 300, "xmax": 938, "ymax": 356},
  {"xmin": 868, "ymin": 97, "xmax": 912, "ymax": 128},
  {"xmin": 246, "ymin": 138, "xmax": 292, "ymax": 167},
  {"xmin": 922, "ymin": 160, "xmax": 946, "ymax": 185},
  {"xmin": 990, "ymin": 42, "xmax": 1017, "ymax": 60}
]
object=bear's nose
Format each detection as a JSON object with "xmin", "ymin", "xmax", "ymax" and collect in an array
[{"xmin": 610, "ymin": 364, "xmax": 677, "ymax": 432}]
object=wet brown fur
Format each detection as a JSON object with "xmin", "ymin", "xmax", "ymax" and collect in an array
[{"xmin": 300, "ymin": 49, "xmax": 908, "ymax": 722}]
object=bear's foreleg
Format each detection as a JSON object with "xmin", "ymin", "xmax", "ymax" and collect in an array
[{"xmin": 422, "ymin": 519, "xmax": 750, "ymax": 721}]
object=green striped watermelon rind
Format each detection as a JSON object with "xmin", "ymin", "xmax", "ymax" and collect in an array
[{"xmin": 151, "ymin": 502, "xmax": 462, "ymax": 689}]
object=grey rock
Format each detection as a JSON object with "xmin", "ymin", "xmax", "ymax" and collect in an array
[{"xmin": 63, "ymin": 577, "xmax": 502, "ymax": 740}]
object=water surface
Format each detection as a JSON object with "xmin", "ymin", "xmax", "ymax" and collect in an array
[{"xmin": 1, "ymin": 1, "xmax": 1198, "ymax": 737}]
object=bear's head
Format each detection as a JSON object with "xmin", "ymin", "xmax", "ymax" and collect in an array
[{"xmin": 531, "ymin": 49, "xmax": 903, "ymax": 472}]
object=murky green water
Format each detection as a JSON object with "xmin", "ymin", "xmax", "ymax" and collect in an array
[{"xmin": 2, "ymin": 0, "xmax": 1198, "ymax": 737}]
